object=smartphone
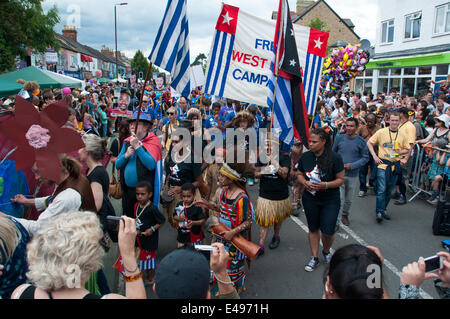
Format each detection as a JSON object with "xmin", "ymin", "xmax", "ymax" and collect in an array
[
  {"xmin": 106, "ymin": 216, "xmax": 122, "ymax": 232},
  {"xmin": 424, "ymin": 255, "xmax": 443, "ymax": 272}
]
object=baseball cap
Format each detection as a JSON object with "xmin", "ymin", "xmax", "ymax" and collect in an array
[{"xmin": 154, "ymin": 248, "xmax": 210, "ymax": 299}]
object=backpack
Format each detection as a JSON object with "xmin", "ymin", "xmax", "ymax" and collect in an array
[{"xmin": 432, "ymin": 175, "xmax": 450, "ymax": 236}]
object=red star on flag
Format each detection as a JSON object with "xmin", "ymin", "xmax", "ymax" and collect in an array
[
  {"xmin": 307, "ymin": 28, "xmax": 329, "ymax": 58},
  {"xmin": 215, "ymin": 4, "xmax": 239, "ymax": 35}
]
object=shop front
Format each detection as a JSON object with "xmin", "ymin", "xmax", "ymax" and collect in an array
[{"xmin": 355, "ymin": 52, "xmax": 450, "ymax": 96}]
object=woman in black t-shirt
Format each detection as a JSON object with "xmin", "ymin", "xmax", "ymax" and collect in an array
[
  {"xmin": 254, "ymin": 140, "xmax": 291, "ymax": 255},
  {"xmin": 297, "ymin": 128, "xmax": 345, "ymax": 273},
  {"xmin": 79, "ymin": 134, "xmax": 110, "ymax": 213},
  {"xmin": 163, "ymin": 133, "xmax": 203, "ymax": 228},
  {"xmin": 78, "ymin": 133, "xmax": 112, "ymax": 295}
]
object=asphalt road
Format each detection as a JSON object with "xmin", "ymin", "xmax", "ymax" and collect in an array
[{"xmin": 103, "ymin": 175, "xmax": 447, "ymax": 299}]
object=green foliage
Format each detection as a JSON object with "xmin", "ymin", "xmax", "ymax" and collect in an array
[
  {"xmin": 308, "ymin": 18, "xmax": 329, "ymax": 32},
  {"xmin": 0, "ymin": 0, "xmax": 60, "ymax": 73},
  {"xmin": 131, "ymin": 50, "xmax": 160, "ymax": 77},
  {"xmin": 191, "ymin": 53, "xmax": 207, "ymax": 73}
]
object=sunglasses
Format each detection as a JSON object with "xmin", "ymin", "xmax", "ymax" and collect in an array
[{"xmin": 168, "ymin": 112, "xmax": 175, "ymax": 115}]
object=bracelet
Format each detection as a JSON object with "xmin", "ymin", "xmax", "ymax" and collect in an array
[
  {"xmin": 123, "ymin": 271, "xmax": 143, "ymax": 282},
  {"xmin": 151, "ymin": 226, "xmax": 156, "ymax": 232},
  {"xmin": 214, "ymin": 273, "xmax": 234, "ymax": 285},
  {"xmin": 123, "ymin": 263, "xmax": 139, "ymax": 274},
  {"xmin": 325, "ymin": 182, "xmax": 328, "ymax": 190}
]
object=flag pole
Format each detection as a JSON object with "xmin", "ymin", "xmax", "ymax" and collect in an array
[
  {"xmin": 269, "ymin": 1, "xmax": 285, "ymax": 147},
  {"xmin": 135, "ymin": 62, "xmax": 153, "ymax": 134}
]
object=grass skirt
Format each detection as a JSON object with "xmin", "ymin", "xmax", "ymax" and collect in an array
[{"xmin": 255, "ymin": 196, "xmax": 291, "ymax": 227}]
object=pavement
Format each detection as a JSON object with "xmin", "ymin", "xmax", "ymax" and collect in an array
[
  {"xmin": 102, "ymin": 177, "xmax": 447, "ymax": 299},
  {"xmin": 101, "ymin": 132, "xmax": 447, "ymax": 299}
]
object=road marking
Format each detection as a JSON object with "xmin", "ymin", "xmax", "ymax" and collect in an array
[{"xmin": 290, "ymin": 216, "xmax": 434, "ymax": 299}]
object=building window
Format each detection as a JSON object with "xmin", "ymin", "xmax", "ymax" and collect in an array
[
  {"xmin": 402, "ymin": 78, "xmax": 415, "ymax": 96},
  {"xmin": 364, "ymin": 79, "xmax": 373, "ymax": 92},
  {"xmin": 434, "ymin": 3, "xmax": 450, "ymax": 34},
  {"xmin": 378, "ymin": 78, "xmax": 389, "ymax": 94},
  {"xmin": 379, "ymin": 69, "xmax": 389, "ymax": 76},
  {"xmin": 418, "ymin": 66, "xmax": 431, "ymax": 75},
  {"xmin": 416, "ymin": 78, "xmax": 431, "ymax": 95},
  {"xmin": 436, "ymin": 64, "xmax": 449, "ymax": 75},
  {"xmin": 355, "ymin": 79, "xmax": 364, "ymax": 94},
  {"xmin": 389, "ymin": 78, "xmax": 401, "ymax": 93},
  {"xmin": 381, "ymin": 19, "xmax": 394, "ymax": 43},
  {"xmin": 365, "ymin": 69, "xmax": 373, "ymax": 77},
  {"xmin": 405, "ymin": 12, "xmax": 421, "ymax": 39},
  {"xmin": 403, "ymin": 67, "xmax": 416, "ymax": 75}
]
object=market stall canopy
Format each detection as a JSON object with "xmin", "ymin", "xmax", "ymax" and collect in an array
[
  {"xmin": 0, "ymin": 78, "xmax": 23, "ymax": 98},
  {"xmin": 0, "ymin": 66, "xmax": 83, "ymax": 89},
  {"xmin": 97, "ymin": 78, "xmax": 109, "ymax": 84}
]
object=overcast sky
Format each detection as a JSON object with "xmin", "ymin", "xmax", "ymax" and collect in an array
[{"xmin": 42, "ymin": 0, "xmax": 378, "ymax": 63}]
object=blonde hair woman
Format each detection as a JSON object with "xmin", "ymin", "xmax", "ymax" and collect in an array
[
  {"xmin": 0, "ymin": 217, "xmax": 30, "ymax": 299},
  {"xmin": 11, "ymin": 212, "xmax": 146, "ymax": 299},
  {"xmin": 161, "ymin": 106, "xmax": 179, "ymax": 151}
]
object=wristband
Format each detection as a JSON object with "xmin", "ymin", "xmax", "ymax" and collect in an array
[
  {"xmin": 151, "ymin": 226, "xmax": 156, "ymax": 232},
  {"xmin": 123, "ymin": 271, "xmax": 143, "ymax": 282},
  {"xmin": 214, "ymin": 273, "xmax": 234, "ymax": 285}
]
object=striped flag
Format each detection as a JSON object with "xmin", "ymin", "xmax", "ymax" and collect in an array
[
  {"xmin": 204, "ymin": 5, "xmax": 238, "ymax": 99},
  {"xmin": 302, "ymin": 29, "xmax": 329, "ymax": 115},
  {"xmin": 149, "ymin": 0, "xmax": 191, "ymax": 97},
  {"xmin": 268, "ymin": 0, "xmax": 310, "ymax": 146}
]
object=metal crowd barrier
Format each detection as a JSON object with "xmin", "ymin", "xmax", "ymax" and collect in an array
[{"xmin": 409, "ymin": 144, "xmax": 450, "ymax": 202}]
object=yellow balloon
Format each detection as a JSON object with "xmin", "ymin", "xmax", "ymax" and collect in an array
[
  {"xmin": 343, "ymin": 53, "xmax": 349, "ymax": 62},
  {"xmin": 347, "ymin": 60, "xmax": 352, "ymax": 66}
]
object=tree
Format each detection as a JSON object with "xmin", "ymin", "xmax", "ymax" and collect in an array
[
  {"xmin": 191, "ymin": 53, "xmax": 207, "ymax": 73},
  {"xmin": 131, "ymin": 50, "xmax": 160, "ymax": 78},
  {"xmin": 0, "ymin": 0, "xmax": 60, "ymax": 73},
  {"xmin": 308, "ymin": 18, "xmax": 329, "ymax": 32}
]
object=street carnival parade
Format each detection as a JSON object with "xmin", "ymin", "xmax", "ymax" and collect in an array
[{"xmin": 0, "ymin": 0, "xmax": 450, "ymax": 306}]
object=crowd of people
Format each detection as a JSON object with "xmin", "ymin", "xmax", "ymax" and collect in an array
[{"xmin": 0, "ymin": 74, "xmax": 449, "ymax": 300}]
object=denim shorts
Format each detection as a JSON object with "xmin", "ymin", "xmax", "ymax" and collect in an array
[{"xmin": 302, "ymin": 196, "xmax": 340, "ymax": 236}]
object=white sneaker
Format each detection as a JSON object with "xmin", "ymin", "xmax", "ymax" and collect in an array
[{"xmin": 358, "ymin": 191, "xmax": 366, "ymax": 197}]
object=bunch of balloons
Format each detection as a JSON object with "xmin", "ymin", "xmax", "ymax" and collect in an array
[{"xmin": 320, "ymin": 43, "xmax": 370, "ymax": 92}]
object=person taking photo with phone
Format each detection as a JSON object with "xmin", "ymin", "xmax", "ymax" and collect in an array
[{"xmin": 399, "ymin": 251, "xmax": 450, "ymax": 299}]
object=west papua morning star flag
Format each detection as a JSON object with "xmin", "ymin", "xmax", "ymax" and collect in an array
[
  {"xmin": 268, "ymin": 0, "xmax": 317, "ymax": 146},
  {"xmin": 204, "ymin": 4, "xmax": 328, "ymax": 116}
]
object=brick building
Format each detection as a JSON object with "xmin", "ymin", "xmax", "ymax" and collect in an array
[
  {"xmin": 293, "ymin": 0, "xmax": 360, "ymax": 47},
  {"xmin": 273, "ymin": 0, "xmax": 360, "ymax": 50}
]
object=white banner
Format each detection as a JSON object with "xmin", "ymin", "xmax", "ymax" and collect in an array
[{"xmin": 204, "ymin": 4, "xmax": 329, "ymax": 115}]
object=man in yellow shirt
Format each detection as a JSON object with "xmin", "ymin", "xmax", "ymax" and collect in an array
[
  {"xmin": 394, "ymin": 107, "xmax": 417, "ymax": 205},
  {"xmin": 367, "ymin": 112, "xmax": 410, "ymax": 223}
]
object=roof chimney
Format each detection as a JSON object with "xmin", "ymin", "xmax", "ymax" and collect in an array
[
  {"xmin": 62, "ymin": 25, "xmax": 77, "ymax": 42},
  {"xmin": 296, "ymin": 0, "xmax": 316, "ymax": 13}
]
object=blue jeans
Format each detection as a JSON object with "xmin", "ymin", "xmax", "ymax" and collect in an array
[
  {"xmin": 375, "ymin": 163, "xmax": 400, "ymax": 214},
  {"xmin": 359, "ymin": 154, "xmax": 377, "ymax": 192}
]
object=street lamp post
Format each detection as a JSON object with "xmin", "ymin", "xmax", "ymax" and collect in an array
[{"xmin": 115, "ymin": 2, "xmax": 128, "ymax": 79}]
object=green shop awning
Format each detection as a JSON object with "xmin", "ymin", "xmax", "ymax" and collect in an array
[
  {"xmin": 0, "ymin": 78, "xmax": 23, "ymax": 98},
  {"xmin": 0, "ymin": 66, "xmax": 83, "ymax": 89},
  {"xmin": 367, "ymin": 52, "xmax": 450, "ymax": 69}
]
